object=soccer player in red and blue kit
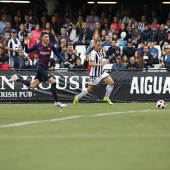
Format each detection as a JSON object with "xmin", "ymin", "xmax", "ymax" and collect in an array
[{"xmin": 9, "ymin": 32, "xmax": 68, "ymax": 107}]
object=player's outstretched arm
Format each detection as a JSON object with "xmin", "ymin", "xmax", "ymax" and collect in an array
[
  {"xmin": 24, "ymin": 37, "xmax": 37, "ymax": 53},
  {"xmin": 52, "ymin": 44, "xmax": 67, "ymax": 64}
]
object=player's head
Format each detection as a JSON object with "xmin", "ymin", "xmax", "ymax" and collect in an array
[
  {"xmin": 41, "ymin": 31, "xmax": 49, "ymax": 44},
  {"xmin": 94, "ymin": 40, "xmax": 102, "ymax": 51}
]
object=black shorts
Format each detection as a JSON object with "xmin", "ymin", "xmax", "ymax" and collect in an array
[{"xmin": 35, "ymin": 64, "xmax": 53, "ymax": 82}]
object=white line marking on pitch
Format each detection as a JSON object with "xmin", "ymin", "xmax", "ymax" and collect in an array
[
  {"xmin": 0, "ymin": 109, "xmax": 152, "ymax": 128},
  {"xmin": 0, "ymin": 134, "xmax": 170, "ymax": 139}
]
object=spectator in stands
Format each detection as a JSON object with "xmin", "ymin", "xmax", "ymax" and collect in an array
[
  {"xmin": 87, "ymin": 15, "xmax": 96, "ymax": 31},
  {"xmin": 0, "ymin": 14, "xmax": 7, "ymax": 39},
  {"xmin": 26, "ymin": 32, "xmax": 37, "ymax": 61},
  {"xmin": 121, "ymin": 9, "xmax": 132, "ymax": 26},
  {"xmin": 165, "ymin": 19, "xmax": 170, "ymax": 33},
  {"xmin": 102, "ymin": 35, "xmax": 112, "ymax": 58},
  {"xmin": 108, "ymin": 25, "xmax": 117, "ymax": 40},
  {"xmin": 122, "ymin": 39, "xmax": 136, "ymax": 60},
  {"xmin": 141, "ymin": 45, "xmax": 153, "ymax": 69},
  {"xmin": 150, "ymin": 17, "xmax": 160, "ymax": 33},
  {"xmin": 101, "ymin": 17, "xmax": 110, "ymax": 32},
  {"xmin": 18, "ymin": 23, "xmax": 28, "ymax": 48},
  {"xmin": 93, "ymin": 21, "xmax": 102, "ymax": 35},
  {"xmin": 107, "ymin": 39, "xmax": 120, "ymax": 62},
  {"xmin": 118, "ymin": 23, "xmax": 129, "ymax": 41},
  {"xmin": 69, "ymin": 53, "xmax": 77, "ymax": 67},
  {"xmin": 0, "ymin": 62, "xmax": 11, "ymax": 70},
  {"xmin": 44, "ymin": 22, "xmax": 58, "ymax": 45},
  {"xmin": 24, "ymin": 14, "xmax": 33, "ymax": 32},
  {"xmin": 152, "ymin": 24, "xmax": 168, "ymax": 48},
  {"xmin": 137, "ymin": 42, "xmax": 145, "ymax": 54},
  {"xmin": 57, "ymin": 38, "xmax": 67, "ymax": 54},
  {"xmin": 98, "ymin": 11, "xmax": 107, "ymax": 27},
  {"xmin": 0, "ymin": 46, "xmax": 9, "ymax": 66},
  {"xmin": 127, "ymin": 21, "xmax": 141, "ymax": 48},
  {"xmin": 86, "ymin": 33, "xmax": 100, "ymax": 54},
  {"xmin": 112, "ymin": 55, "xmax": 125, "ymax": 71},
  {"xmin": 73, "ymin": 58, "xmax": 85, "ymax": 70},
  {"xmin": 138, "ymin": 15, "xmax": 147, "ymax": 32},
  {"xmin": 112, "ymin": 33, "xmax": 120, "ymax": 46},
  {"xmin": 83, "ymin": 53, "xmax": 91, "ymax": 72},
  {"xmin": 20, "ymin": 58, "xmax": 34, "ymax": 69},
  {"xmin": 63, "ymin": 16, "xmax": 72, "ymax": 32},
  {"xmin": 160, "ymin": 46, "xmax": 170, "ymax": 68},
  {"xmin": 86, "ymin": 9, "xmax": 99, "ymax": 23},
  {"xmin": 50, "ymin": 15, "xmax": 61, "ymax": 36},
  {"xmin": 4, "ymin": 21, "xmax": 12, "ymax": 37},
  {"xmin": 7, "ymin": 29, "xmax": 21, "ymax": 67},
  {"xmin": 134, "ymin": 51, "xmax": 144, "ymax": 69},
  {"xmin": 141, "ymin": 22, "xmax": 153, "ymax": 45},
  {"xmin": 14, "ymin": 49, "xmax": 27, "ymax": 69},
  {"xmin": 60, "ymin": 45, "xmax": 69, "ymax": 67},
  {"xmin": 57, "ymin": 27, "xmax": 69, "ymax": 48},
  {"xmin": 31, "ymin": 23, "xmax": 42, "ymax": 43},
  {"xmin": 68, "ymin": 21, "xmax": 80, "ymax": 49},
  {"xmin": 148, "ymin": 41, "xmax": 159, "ymax": 64},
  {"xmin": 75, "ymin": 22, "xmax": 93, "ymax": 47},
  {"xmin": 76, "ymin": 15, "xmax": 84, "ymax": 30},
  {"xmin": 125, "ymin": 56, "xmax": 141, "ymax": 70},
  {"xmin": 40, "ymin": 16, "xmax": 47, "ymax": 30},
  {"xmin": 28, "ymin": 9, "xmax": 38, "ymax": 30},
  {"xmin": 110, "ymin": 16, "xmax": 121, "ymax": 33},
  {"xmin": 148, "ymin": 10, "xmax": 159, "ymax": 24},
  {"xmin": 122, "ymin": 54, "xmax": 129, "ymax": 66},
  {"xmin": 67, "ymin": 44, "xmax": 73, "ymax": 59},
  {"xmin": 12, "ymin": 15, "xmax": 21, "ymax": 32},
  {"xmin": 100, "ymin": 29, "xmax": 107, "ymax": 42},
  {"xmin": 161, "ymin": 41, "xmax": 170, "ymax": 55}
]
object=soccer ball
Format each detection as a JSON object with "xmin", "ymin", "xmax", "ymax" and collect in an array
[{"xmin": 156, "ymin": 100, "xmax": 166, "ymax": 109}]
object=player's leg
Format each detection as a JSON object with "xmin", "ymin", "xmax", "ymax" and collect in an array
[
  {"xmin": 73, "ymin": 85, "xmax": 95, "ymax": 105},
  {"xmin": 48, "ymin": 77, "xmax": 66, "ymax": 108},
  {"xmin": 8, "ymin": 74, "xmax": 31, "ymax": 87},
  {"xmin": 103, "ymin": 76, "xmax": 114, "ymax": 105},
  {"xmin": 8, "ymin": 74, "xmax": 40, "ymax": 89}
]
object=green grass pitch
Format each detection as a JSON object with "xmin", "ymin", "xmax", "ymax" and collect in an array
[{"xmin": 0, "ymin": 102, "xmax": 170, "ymax": 170}]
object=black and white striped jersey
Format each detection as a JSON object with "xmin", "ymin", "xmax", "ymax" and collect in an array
[{"xmin": 89, "ymin": 50, "xmax": 104, "ymax": 77}]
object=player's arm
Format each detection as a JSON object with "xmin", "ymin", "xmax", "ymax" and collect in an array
[{"xmin": 24, "ymin": 38, "xmax": 37, "ymax": 53}]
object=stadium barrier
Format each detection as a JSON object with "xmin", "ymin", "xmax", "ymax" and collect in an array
[{"xmin": 0, "ymin": 70, "xmax": 170, "ymax": 102}]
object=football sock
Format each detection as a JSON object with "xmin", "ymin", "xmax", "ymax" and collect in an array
[
  {"xmin": 78, "ymin": 89, "xmax": 88, "ymax": 99},
  {"xmin": 51, "ymin": 82, "xmax": 59, "ymax": 102},
  {"xmin": 105, "ymin": 85, "xmax": 114, "ymax": 98},
  {"xmin": 17, "ymin": 79, "xmax": 31, "ymax": 87}
]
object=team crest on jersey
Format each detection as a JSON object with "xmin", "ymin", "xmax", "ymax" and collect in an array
[{"xmin": 48, "ymin": 47, "xmax": 51, "ymax": 51}]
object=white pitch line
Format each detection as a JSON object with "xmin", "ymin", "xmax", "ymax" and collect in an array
[
  {"xmin": 0, "ymin": 109, "xmax": 152, "ymax": 128},
  {"xmin": 0, "ymin": 134, "xmax": 170, "ymax": 139}
]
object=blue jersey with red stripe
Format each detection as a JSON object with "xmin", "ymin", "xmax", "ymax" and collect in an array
[{"xmin": 25, "ymin": 42, "xmax": 66, "ymax": 68}]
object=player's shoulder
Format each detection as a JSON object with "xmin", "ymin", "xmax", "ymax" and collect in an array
[{"xmin": 90, "ymin": 49, "xmax": 97, "ymax": 55}]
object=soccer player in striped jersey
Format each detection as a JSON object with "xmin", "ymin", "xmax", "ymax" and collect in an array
[
  {"xmin": 8, "ymin": 31, "xmax": 68, "ymax": 108},
  {"xmin": 73, "ymin": 40, "xmax": 114, "ymax": 105}
]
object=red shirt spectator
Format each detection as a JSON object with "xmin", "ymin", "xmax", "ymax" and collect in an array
[
  {"xmin": 110, "ymin": 16, "xmax": 121, "ymax": 33},
  {"xmin": 31, "ymin": 24, "xmax": 42, "ymax": 42},
  {"xmin": 27, "ymin": 33, "xmax": 37, "ymax": 60},
  {"xmin": 0, "ymin": 63, "xmax": 11, "ymax": 70}
]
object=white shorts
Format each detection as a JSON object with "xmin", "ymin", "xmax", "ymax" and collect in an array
[{"xmin": 89, "ymin": 72, "xmax": 110, "ymax": 85}]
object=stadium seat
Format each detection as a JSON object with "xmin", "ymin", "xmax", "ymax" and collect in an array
[{"xmin": 75, "ymin": 45, "xmax": 86, "ymax": 64}]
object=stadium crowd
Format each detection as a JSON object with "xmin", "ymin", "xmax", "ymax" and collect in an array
[{"xmin": 0, "ymin": 1, "xmax": 170, "ymax": 71}]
